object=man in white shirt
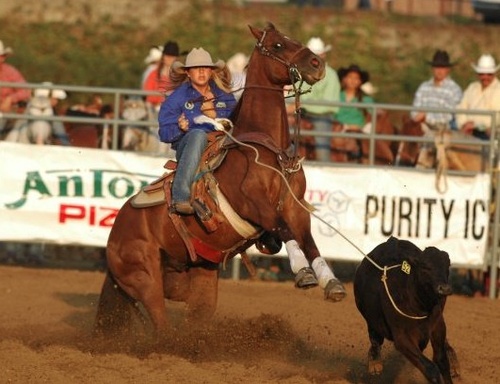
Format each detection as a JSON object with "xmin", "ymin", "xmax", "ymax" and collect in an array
[{"xmin": 456, "ymin": 54, "xmax": 500, "ymax": 140}]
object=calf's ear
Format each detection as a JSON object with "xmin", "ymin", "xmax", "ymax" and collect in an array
[
  {"xmin": 405, "ymin": 251, "xmax": 422, "ymax": 268},
  {"xmin": 423, "ymin": 247, "xmax": 451, "ymax": 264}
]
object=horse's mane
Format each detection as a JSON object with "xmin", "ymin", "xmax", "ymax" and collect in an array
[{"xmin": 229, "ymin": 97, "xmax": 243, "ymax": 122}]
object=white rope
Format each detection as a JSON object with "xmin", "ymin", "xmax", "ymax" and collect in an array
[
  {"xmin": 212, "ymin": 119, "xmax": 427, "ymax": 320},
  {"xmin": 381, "ymin": 265, "xmax": 428, "ymax": 320}
]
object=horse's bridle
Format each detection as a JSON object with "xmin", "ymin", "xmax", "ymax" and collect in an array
[
  {"xmin": 255, "ymin": 29, "xmax": 308, "ymax": 86},
  {"xmin": 254, "ymin": 30, "xmax": 318, "ymax": 161}
]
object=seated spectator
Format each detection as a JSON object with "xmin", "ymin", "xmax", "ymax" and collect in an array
[
  {"xmin": 336, "ymin": 64, "xmax": 374, "ymax": 132},
  {"xmin": 66, "ymin": 94, "xmax": 108, "ymax": 148},
  {"xmin": 141, "ymin": 45, "xmax": 163, "ymax": 89},
  {"xmin": 333, "ymin": 64, "xmax": 375, "ymax": 160},
  {"xmin": 0, "ymin": 40, "xmax": 30, "ymax": 131},
  {"xmin": 7, "ymin": 82, "xmax": 70, "ymax": 145},
  {"xmin": 411, "ymin": 50, "xmax": 462, "ymax": 131},
  {"xmin": 143, "ymin": 41, "xmax": 185, "ymax": 119},
  {"xmin": 456, "ymin": 54, "xmax": 500, "ymax": 140},
  {"xmin": 299, "ymin": 37, "xmax": 340, "ymax": 162},
  {"xmin": 48, "ymin": 86, "xmax": 71, "ymax": 145}
]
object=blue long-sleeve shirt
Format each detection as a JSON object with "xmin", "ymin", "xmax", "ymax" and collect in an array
[{"xmin": 158, "ymin": 80, "xmax": 237, "ymax": 147}]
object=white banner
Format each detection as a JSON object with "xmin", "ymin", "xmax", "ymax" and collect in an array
[
  {"xmin": 302, "ymin": 166, "xmax": 490, "ymax": 267},
  {"xmin": 0, "ymin": 142, "xmax": 490, "ymax": 266}
]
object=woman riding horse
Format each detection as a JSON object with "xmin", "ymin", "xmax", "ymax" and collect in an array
[{"xmin": 94, "ymin": 23, "xmax": 346, "ymax": 339}]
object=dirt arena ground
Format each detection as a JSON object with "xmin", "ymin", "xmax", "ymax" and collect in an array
[{"xmin": 1, "ymin": 265, "xmax": 499, "ymax": 384}]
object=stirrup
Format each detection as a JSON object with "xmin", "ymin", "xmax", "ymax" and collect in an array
[{"xmin": 295, "ymin": 267, "xmax": 318, "ymax": 289}]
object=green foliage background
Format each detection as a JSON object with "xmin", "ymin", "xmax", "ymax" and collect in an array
[{"xmin": 2, "ymin": 1, "xmax": 499, "ymax": 105}]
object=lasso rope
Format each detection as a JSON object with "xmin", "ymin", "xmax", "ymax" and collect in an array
[{"xmin": 217, "ymin": 125, "xmax": 428, "ymax": 319}]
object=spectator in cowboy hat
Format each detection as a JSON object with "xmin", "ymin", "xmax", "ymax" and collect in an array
[
  {"xmin": 0, "ymin": 39, "xmax": 30, "ymax": 131},
  {"xmin": 336, "ymin": 64, "xmax": 374, "ymax": 131},
  {"xmin": 296, "ymin": 37, "xmax": 340, "ymax": 162},
  {"xmin": 143, "ymin": 41, "xmax": 186, "ymax": 116},
  {"xmin": 158, "ymin": 47, "xmax": 236, "ymax": 215},
  {"xmin": 411, "ymin": 49, "xmax": 462, "ymax": 130},
  {"xmin": 141, "ymin": 45, "xmax": 163, "ymax": 88},
  {"xmin": 457, "ymin": 54, "xmax": 500, "ymax": 140}
]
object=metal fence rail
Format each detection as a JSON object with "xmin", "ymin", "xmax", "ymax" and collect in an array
[{"xmin": 1, "ymin": 81, "xmax": 499, "ymax": 297}]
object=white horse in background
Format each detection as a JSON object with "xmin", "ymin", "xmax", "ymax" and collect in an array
[{"xmin": 5, "ymin": 91, "xmax": 53, "ymax": 145}]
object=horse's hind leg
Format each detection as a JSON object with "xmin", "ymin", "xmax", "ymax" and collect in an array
[
  {"xmin": 185, "ymin": 267, "xmax": 219, "ymax": 323},
  {"xmin": 94, "ymin": 272, "xmax": 146, "ymax": 338}
]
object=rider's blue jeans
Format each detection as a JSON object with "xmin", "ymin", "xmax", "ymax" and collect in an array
[{"xmin": 172, "ymin": 129, "xmax": 207, "ymax": 203}]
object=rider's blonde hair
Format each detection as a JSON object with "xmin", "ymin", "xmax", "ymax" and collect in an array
[{"xmin": 167, "ymin": 65, "xmax": 233, "ymax": 95}]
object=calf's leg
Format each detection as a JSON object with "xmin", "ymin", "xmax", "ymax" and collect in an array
[
  {"xmin": 393, "ymin": 336, "xmax": 444, "ymax": 384},
  {"xmin": 367, "ymin": 328, "xmax": 384, "ymax": 375}
]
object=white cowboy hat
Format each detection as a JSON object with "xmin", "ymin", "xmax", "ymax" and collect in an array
[
  {"xmin": 33, "ymin": 82, "xmax": 67, "ymax": 100},
  {"xmin": 172, "ymin": 47, "xmax": 225, "ymax": 71},
  {"xmin": 33, "ymin": 82, "xmax": 52, "ymax": 98},
  {"xmin": 33, "ymin": 88, "xmax": 50, "ymax": 98},
  {"xmin": 51, "ymin": 89, "xmax": 67, "ymax": 100},
  {"xmin": 360, "ymin": 81, "xmax": 378, "ymax": 96},
  {"xmin": 471, "ymin": 54, "xmax": 500, "ymax": 74},
  {"xmin": 0, "ymin": 40, "xmax": 13, "ymax": 56},
  {"xmin": 144, "ymin": 45, "xmax": 163, "ymax": 64},
  {"xmin": 226, "ymin": 52, "xmax": 248, "ymax": 74},
  {"xmin": 306, "ymin": 37, "xmax": 331, "ymax": 56}
]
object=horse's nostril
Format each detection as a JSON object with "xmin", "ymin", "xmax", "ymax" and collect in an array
[{"xmin": 311, "ymin": 58, "xmax": 319, "ymax": 68}]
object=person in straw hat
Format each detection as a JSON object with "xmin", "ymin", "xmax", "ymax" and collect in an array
[
  {"xmin": 411, "ymin": 49, "xmax": 462, "ymax": 131},
  {"xmin": 158, "ymin": 47, "xmax": 237, "ymax": 215},
  {"xmin": 0, "ymin": 39, "xmax": 30, "ymax": 131},
  {"xmin": 456, "ymin": 54, "xmax": 500, "ymax": 140},
  {"xmin": 294, "ymin": 37, "xmax": 340, "ymax": 162}
]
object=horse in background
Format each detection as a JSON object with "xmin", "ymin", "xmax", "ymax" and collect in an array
[
  {"xmin": 293, "ymin": 109, "xmax": 398, "ymax": 165},
  {"xmin": 99, "ymin": 96, "xmax": 173, "ymax": 156},
  {"xmin": 4, "ymin": 94, "xmax": 53, "ymax": 145},
  {"xmin": 120, "ymin": 97, "xmax": 173, "ymax": 156},
  {"xmin": 396, "ymin": 117, "xmax": 488, "ymax": 172}
]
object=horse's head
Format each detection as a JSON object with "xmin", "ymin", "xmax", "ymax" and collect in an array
[{"xmin": 248, "ymin": 22, "xmax": 325, "ymax": 87}]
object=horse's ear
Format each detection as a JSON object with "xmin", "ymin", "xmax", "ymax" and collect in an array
[
  {"xmin": 265, "ymin": 21, "xmax": 276, "ymax": 30},
  {"xmin": 248, "ymin": 24, "xmax": 263, "ymax": 40}
]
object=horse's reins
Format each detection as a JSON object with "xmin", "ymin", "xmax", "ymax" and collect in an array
[{"xmin": 255, "ymin": 29, "xmax": 312, "ymax": 161}]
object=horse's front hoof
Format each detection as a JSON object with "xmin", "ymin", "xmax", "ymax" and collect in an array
[
  {"xmin": 295, "ymin": 267, "xmax": 318, "ymax": 289},
  {"xmin": 324, "ymin": 278, "xmax": 347, "ymax": 302}
]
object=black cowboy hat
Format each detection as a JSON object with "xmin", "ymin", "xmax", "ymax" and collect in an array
[
  {"xmin": 162, "ymin": 41, "xmax": 188, "ymax": 57},
  {"xmin": 337, "ymin": 64, "xmax": 370, "ymax": 84},
  {"xmin": 427, "ymin": 50, "xmax": 456, "ymax": 67}
]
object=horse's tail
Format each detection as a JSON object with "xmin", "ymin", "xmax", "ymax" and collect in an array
[{"xmin": 93, "ymin": 271, "xmax": 147, "ymax": 338}]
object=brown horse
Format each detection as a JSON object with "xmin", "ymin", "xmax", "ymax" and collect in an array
[
  {"xmin": 294, "ymin": 110, "xmax": 398, "ymax": 165},
  {"xmin": 357, "ymin": 110, "xmax": 399, "ymax": 165},
  {"xmin": 396, "ymin": 117, "xmax": 488, "ymax": 171},
  {"xmin": 94, "ymin": 23, "xmax": 347, "ymax": 339}
]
